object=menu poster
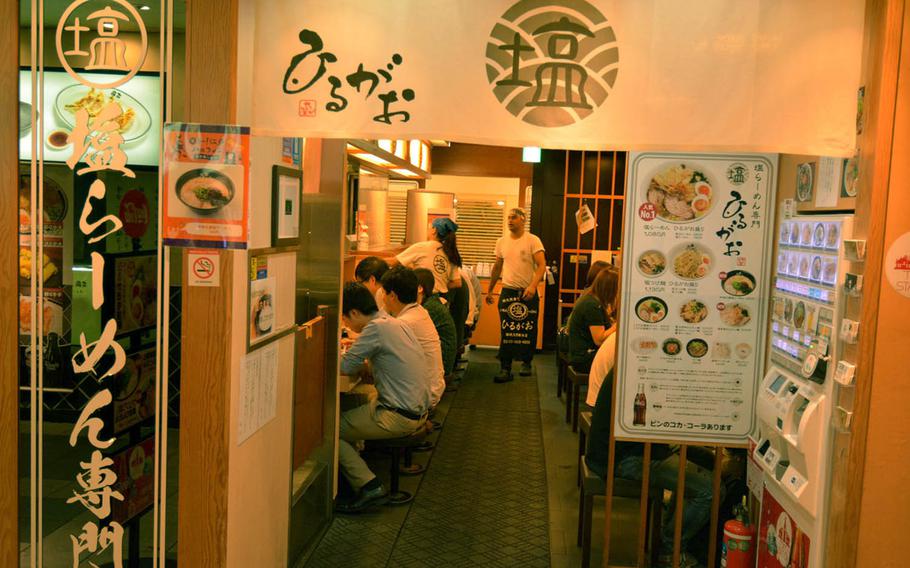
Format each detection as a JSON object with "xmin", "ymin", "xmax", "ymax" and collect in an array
[
  {"xmin": 105, "ymin": 169, "xmax": 159, "ymax": 254},
  {"xmin": 758, "ymin": 486, "xmax": 811, "ymax": 568},
  {"xmin": 249, "ymin": 277, "xmax": 277, "ymax": 344},
  {"xmin": 615, "ymin": 153, "xmax": 777, "ymax": 444},
  {"xmin": 110, "ymin": 436, "xmax": 156, "ymax": 525},
  {"xmin": 112, "ymin": 348, "xmax": 156, "ymax": 435},
  {"xmin": 162, "ymin": 123, "xmax": 250, "ymax": 249},
  {"xmin": 112, "ymin": 254, "xmax": 157, "ymax": 334}
]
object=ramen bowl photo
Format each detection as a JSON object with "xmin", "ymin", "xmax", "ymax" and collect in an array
[{"xmin": 175, "ymin": 168, "xmax": 236, "ymax": 215}]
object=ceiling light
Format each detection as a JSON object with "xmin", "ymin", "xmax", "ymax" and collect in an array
[
  {"xmin": 139, "ymin": 5, "xmax": 151, "ymax": 11},
  {"xmin": 522, "ymin": 146, "xmax": 542, "ymax": 163},
  {"xmin": 354, "ymin": 153, "xmax": 394, "ymax": 167},
  {"xmin": 496, "ymin": 200, "xmax": 505, "ymax": 207}
]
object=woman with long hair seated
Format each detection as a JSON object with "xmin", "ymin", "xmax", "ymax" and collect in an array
[{"xmin": 566, "ymin": 266, "xmax": 618, "ymax": 373}]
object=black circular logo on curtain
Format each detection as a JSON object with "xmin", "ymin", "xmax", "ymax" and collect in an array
[{"xmin": 485, "ymin": 0, "xmax": 619, "ymax": 127}]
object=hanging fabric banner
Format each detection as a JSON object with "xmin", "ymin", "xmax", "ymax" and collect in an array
[{"xmin": 250, "ymin": 0, "xmax": 863, "ymax": 156}]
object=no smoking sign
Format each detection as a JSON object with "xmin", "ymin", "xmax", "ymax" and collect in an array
[{"xmin": 189, "ymin": 251, "xmax": 220, "ymax": 287}]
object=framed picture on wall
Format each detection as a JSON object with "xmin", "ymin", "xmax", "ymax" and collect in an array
[{"xmin": 271, "ymin": 165, "xmax": 302, "ymax": 247}]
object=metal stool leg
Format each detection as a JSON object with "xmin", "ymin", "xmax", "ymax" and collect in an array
[
  {"xmin": 387, "ymin": 448, "xmax": 413, "ymax": 505},
  {"xmin": 400, "ymin": 447, "xmax": 426, "ymax": 476}
]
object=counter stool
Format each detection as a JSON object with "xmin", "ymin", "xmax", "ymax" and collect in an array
[
  {"xmin": 577, "ymin": 411, "xmax": 592, "ymax": 487},
  {"xmin": 578, "ymin": 457, "xmax": 661, "ymax": 568},
  {"xmin": 566, "ymin": 366, "xmax": 589, "ymax": 432},
  {"xmin": 370, "ymin": 422, "xmax": 432, "ymax": 505}
]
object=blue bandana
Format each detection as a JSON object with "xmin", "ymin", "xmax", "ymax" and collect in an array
[{"xmin": 432, "ymin": 217, "xmax": 459, "ymax": 238}]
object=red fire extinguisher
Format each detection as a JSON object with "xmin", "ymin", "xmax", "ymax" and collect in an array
[{"xmin": 721, "ymin": 496, "xmax": 755, "ymax": 568}]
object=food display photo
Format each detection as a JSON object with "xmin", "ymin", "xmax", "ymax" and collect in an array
[
  {"xmin": 645, "ymin": 163, "xmax": 713, "ymax": 223},
  {"xmin": 114, "ymin": 255, "xmax": 158, "ymax": 334},
  {"xmin": 18, "ymin": 70, "xmax": 162, "ymax": 166}
]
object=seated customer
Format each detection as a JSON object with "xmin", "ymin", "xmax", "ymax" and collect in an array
[
  {"xmin": 354, "ymin": 256, "xmax": 390, "ymax": 305},
  {"xmin": 414, "ymin": 268, "xmax": 457, "ymax": 378},
  {"xmin": 584, "ymin": 260, "xmax": 609, "ymax": 290},
  {"xmin": 381, "ymin": 267, "xmax": 446, "ymax": 407},
  {"xmin": 337, "ymin": 283, "xmax": 432, "ymax": 513},
  {"xmin": 567, "ymin": 267, "xmax": 619, "ymax": 372},
  {"xmin": 585, "ymin": 342, "xmax": 722, "ymax": 568}
]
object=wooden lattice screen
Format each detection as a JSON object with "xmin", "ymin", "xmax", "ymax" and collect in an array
[{"xmin": 557, "ymin": 151, "xmax": 628, "ymax": 321}]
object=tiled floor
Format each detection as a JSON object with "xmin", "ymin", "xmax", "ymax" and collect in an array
[{"xmin": 307, "ymin": 348, "xmax": 642, "ymax": 568}]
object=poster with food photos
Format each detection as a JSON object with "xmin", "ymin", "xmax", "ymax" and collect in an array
[{"xmin": 614, "ymin": 153, "xmax": 777, "ymax": 444}]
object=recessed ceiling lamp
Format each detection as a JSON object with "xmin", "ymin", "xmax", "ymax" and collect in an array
[
  {"xmin": 496, "ymin": 200, "xmax": 505, "ymax": 207},
  {"xmin": 522, "ymin": 146, "xmax": 542, "ymax": 163},
  {"xmin": 139, "ymin": 4, "xmax": 151, "ymax": 10}
]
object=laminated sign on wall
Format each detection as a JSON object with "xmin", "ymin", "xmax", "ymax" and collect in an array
[
  {"xmin": 252, "ymin": 0, "xmax": 864, "ymax": 155},
  {"xmin": 614, "ymin": 152, "xmax": 777, "ymax": 444}
]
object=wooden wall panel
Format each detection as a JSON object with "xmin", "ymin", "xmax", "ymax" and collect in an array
[
  {"xmin": 293, "ymin": 318, "xmax": 327, "ymax": 468},
  {"xmin": 825, "ymin": 1, "xmax": 907, "ymax": 566},
  {"xmin": 0, "ymin": 0, "xmax": 19, "ymax": 564},
  {"xmin": 177, "ymin": 0, "xmax": 239, "ymax": 566}
]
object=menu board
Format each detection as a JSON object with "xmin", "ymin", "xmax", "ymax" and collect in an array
[
  {"xmin": 769, "ymin": 215, "xmax": 847, "ymax": 379},
  {"xmin": 615, "ymin": 153, "xmax": 777, "ymax": 444}
]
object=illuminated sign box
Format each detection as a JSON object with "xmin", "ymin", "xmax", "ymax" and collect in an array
[{"xmin": 18, "ymin": 69, "xmax": 162, "ymax": 167}]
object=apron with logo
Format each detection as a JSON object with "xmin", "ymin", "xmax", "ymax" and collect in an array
[{"xmin": 497, "ymin": 287, "xmax": 539, "ymax": 364}]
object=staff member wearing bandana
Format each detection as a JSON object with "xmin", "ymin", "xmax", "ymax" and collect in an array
[
  {"xmin": 392, "ymin": 217, "xmax": 462, "ymax": 296},
  {"xmin": 485, "ymin": 208, "xmax": 546, "ymax": 383}
]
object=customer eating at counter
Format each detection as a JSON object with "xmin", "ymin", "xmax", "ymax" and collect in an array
[
  {"xmin": 354, "ymin": 256, "xmax": 390, "ymax": 306},
  {"xmin": 381, "ymin": 267, "xmax": 447, "ymax": 407},
  {"xmin": 567, "ymin": 266, "xmax": 619, "ymax": 373},
  {"xmin": 414, "ymin": 268, "xmax": 457, "ymax": 380},
  {"xmin": 485, "ymin": 207, "xmax": 547, "ymax": 383},
  {"xmin": 337, "ymin": 282, "xmax": 433, "ymax": 513}
]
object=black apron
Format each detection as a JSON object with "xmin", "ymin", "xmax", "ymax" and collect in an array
[{"xmin": 497, "ymin": 287, "xmax": 539, "ymax": 364}]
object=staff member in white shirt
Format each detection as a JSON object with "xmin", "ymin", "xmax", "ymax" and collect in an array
[
  {"xmin": 391, "ymin": 217, "xmax": 462, "ymax": 297},
  {"xmin": 485, "ymin": 208, "xmax": 546, "ymax": 383},
  {"xmin": 381, "ymin": 266, "xmax": 447, "ymax": 407}
]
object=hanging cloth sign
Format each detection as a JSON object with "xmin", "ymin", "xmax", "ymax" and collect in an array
[{"xmin": 250, "ymin": 0, "xmax": 863, "ymax": 156}]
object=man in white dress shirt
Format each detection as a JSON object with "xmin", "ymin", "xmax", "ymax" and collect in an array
[{"xmin": 381, "ymin": 266, "xmax": 446, "ymax": 407}]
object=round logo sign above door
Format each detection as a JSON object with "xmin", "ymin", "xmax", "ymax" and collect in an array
[{"xmin": 485, "ymin": 0, "xmax": 619, "ymax": 127}]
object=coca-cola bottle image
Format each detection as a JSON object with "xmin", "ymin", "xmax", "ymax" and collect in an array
[{"xmin": 633, "ymin": 384, "xmax": 647, "ymax": 426}]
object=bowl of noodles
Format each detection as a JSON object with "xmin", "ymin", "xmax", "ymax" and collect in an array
[
  {"xmin": 671, "ymin": 243, "xmax": 712, "ymax": 280},
  {"xmin": 680, "ymin": 299, "xmax": 708, "ymax": 324},
  {"xmin": 636, "ymin": 296, "xmax": 668, "ymax": 323},
  {"xmin": 718, "ymin": 303, "xmax": 751, "ymax": 327},
  {"xmin": 645, "ymin": 163, "xmax": 713, "ymax": 223},
  {"xmin": 721, "ymin": 270, "xmax": 756, "ymax": 296},
  {"xmin": 175, "ymin": 168, "xmax": 235, "ymax": 214},
  {"xmin": 686, "ymin": 339, "xmax": 708, "ymax": 358},
  {"xmin": 637, "ymin": 250, "xmax": 667, "ymax": 277}
]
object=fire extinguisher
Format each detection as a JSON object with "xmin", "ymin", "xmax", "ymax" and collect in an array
[{"xmin": 721, "ymin": 496, "xmax": 755, "ymax": 568}]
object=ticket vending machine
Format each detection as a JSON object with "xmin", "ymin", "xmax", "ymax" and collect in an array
[{"xmin": 754, "ymin": 214, "xmax": 854, "ymax": 567}]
